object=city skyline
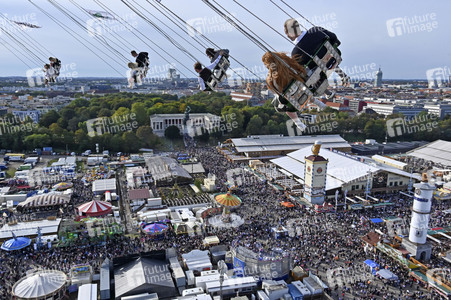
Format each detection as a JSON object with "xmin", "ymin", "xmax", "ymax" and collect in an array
[{"xmin": 0, "ymin": 0, "xmax": 450, "ymax": 80}]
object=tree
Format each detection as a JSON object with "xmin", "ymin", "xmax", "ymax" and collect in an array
[
  {"xmin": 165, "ymin": 125, "xmax": 181, "ymax": 139},
  {"xmin": 266, "ymin": 120, "xmax": 280, "ymax": 134},
  {"xmin": 112, "ymin": 99, "xmax": 131, "ymax": 110},
  {"xmin": 222, "ymin": 107, "xmax": 244, "ymax": 137},
  {"xmin": 364, "ymin": 119, "xmax": 385, "ymax": 141},
  {"xmin": 131, "ymin": 102, "xmax": 148, "ymax": 126},
  {"xmin": 98, "ymin": 108, "xmax": 112, "ymax": 117},
  {"xmin": 121, "ymin": 131, "xmax": 140, "ymax": 152},
  {"xmin": 24, "ymin": 134, "xmax": 51, "ymax": 149},
  {"xmin": 67, "ymin": 117, "xmax": 80, "ymax": 132},
  {"xmin": 246, "ymin": 115, "xmax": 263, "ymax": 135},
  {"xmin": 57, "ymin": 117, "xmax": 68, "ymax": 130},
  {"xmin": 39, "ymin": 110, "xmax": 60, "ymax": 127},
  {"xmin": 70, "ymin": 98, "xmax": 89, "ymax": 108},
  {"xmin": 49, "ymin": 123, "xmax": 64, "ymax": 136},
  {"xmin": 136, "ymin": 126, "xmax": 159, "ymax": 147},
  {"xmin": 74, "ymin": 129, "xmax": 90, "ymax": 151}
]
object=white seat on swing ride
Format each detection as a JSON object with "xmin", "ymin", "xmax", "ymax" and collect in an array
[
  {"xmin": 205, "ymin": 55, "xmax": 230, "ymax": 90},
  {"xmin": 280, "ymin": 37, "xmax": 342, "ymax": 112}
]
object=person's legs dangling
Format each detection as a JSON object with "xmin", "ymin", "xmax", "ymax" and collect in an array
[{"xmin": 286, "ymin": 111, "xmax": 307, "ymax": 131}]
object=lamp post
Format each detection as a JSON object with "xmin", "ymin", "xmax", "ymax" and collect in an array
[
  {"xmin": 407, "ymin": 167, "xmax": 414, "ymax": 194},
  {"xmin": 335, "ymin": 190, "xmax": 338, "ymax": 212},
  {"xmin": 344, "ymin": 189, "xmax": 348, "ymax": 211},
  {"xmin": 365, "ymin": 171, "xmax": 372, "ymax": 201},
  {"xmin": 218, "ymin": 260, "xmax": 226, "ymax": 300}
]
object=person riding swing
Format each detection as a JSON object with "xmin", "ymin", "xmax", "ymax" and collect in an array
[
  {"xmin": 194, "ymin": 50, "xmax": 226, "ymax": 91},
  {"xmin": 262, "ymin": 51, "xmax": 311, "ymax": 131}
]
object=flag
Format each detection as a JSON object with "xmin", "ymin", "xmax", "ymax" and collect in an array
[{"xmin": 233, "ymin": 257, "xmax": 245, "ymax": 277}]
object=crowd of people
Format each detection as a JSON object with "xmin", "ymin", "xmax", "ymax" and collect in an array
[{"xmin": 0, "ymin": 145, "xmax": 449, "ymax": 299}]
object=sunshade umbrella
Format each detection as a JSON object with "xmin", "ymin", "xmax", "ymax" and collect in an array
[
  {"xmin": 1, "ymin": 232, "xmax": 31, "ymax": 251},
  {"xmin": 214, "ymin": 191, "xmax": 242, "ymax": 207},
  {"xmin": 52, "ymin": 182, "xmax": 73, "ymax": 191},
  {"xmin": 142, "ymin": 222, "xmax": 168, "ymax": 234},
  {"xmin": 214, "ymin": 191, "xmax": 242, "ymax": 222}
]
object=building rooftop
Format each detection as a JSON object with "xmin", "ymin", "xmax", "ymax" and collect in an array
[
  {"xmin": 128, "ymin": 189, "xmax": 151, "ymax": 201},
  {"xmin": 150, "ymin": 113, "xmax": 219, "ymax": 118},
  {"xmin": 352, "ymin": 141, "xmax": 428, "ymax": 155},
  {"xmin": 92, "ymin": 178, "xmax": 116, "ymax": 193},
  {"xmin": 407, "ymin": 140, "xmax": 451, "ymax": 167},
  {"xmin": 0, "ymin": 218, "xmax": 61, "ymax": 240},
  {"xmin": 231, "ymin": 135, "xmax": 350, "ymax": 153},
  {"xmin": 271, "ymin": 147, "xmax": 421, "ymax": 191},
  {"xmin": 114, "ymin": 257, "xmax": 176, "ymax": 299}
]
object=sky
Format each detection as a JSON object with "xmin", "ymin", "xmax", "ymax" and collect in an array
[{"xmin": 0, "ymin": 0, "xmax": 450, "ymax": 80}]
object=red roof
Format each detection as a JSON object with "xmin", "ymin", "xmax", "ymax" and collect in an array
[
  {"xmin": 129, "ymin": 189, "xmax": 151, "ymax": 200},
  {"xmin": 78, "ymin": 200, "xmax": 112, "ymax": 217},
  {"xmin": 305, "ymin": 155, "xmax": 328, "ymax": 162},
  {"xmin": 231, "ymin": 92, "xmax": 253, "ymax": 101}
]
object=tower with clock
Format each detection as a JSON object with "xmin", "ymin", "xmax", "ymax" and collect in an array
[
  {"xmin": 402, "ymin": 173, "xmax": 434, "ymax": 262},
  {"xmin": 303, "ymin": 141, "xmax": 328, "ymax": 205}
]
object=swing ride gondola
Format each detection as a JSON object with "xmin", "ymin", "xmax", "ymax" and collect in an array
[{"xmin": 2, "ymin": 0, "xmax": 348, "ymax": 110}]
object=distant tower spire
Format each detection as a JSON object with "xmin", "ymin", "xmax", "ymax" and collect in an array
[{"xmin": 374, "ymin": 66, "xmax": 383, "ymax": 87}]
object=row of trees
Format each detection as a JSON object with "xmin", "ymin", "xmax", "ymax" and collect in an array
[{"xmin": 0, "ymin": 91, "xmax": 449, "ymax": 153}]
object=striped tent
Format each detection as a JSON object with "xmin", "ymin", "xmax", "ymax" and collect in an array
[
  {"xmin": 18, "ymin": 194, "xmax": 71, "ymax": 208},
  {"xmin": 77, "ymin": 200, "xmax": 112, "ymax": 217}
]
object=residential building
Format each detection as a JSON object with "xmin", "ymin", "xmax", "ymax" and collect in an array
[
  {"xmin": 424, "ymin": 103, "xmax": 451, "ymax": 119},
  {"xmin": 12, "ymin": 110, "xmax": 40, "ymax": 123},
  {"xmin": 366, "ymin": 103, "xmax": 425, "ymax": 118}
]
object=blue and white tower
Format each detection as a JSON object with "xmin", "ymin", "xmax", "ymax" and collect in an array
[{"xmin": 402, "ymin": 173, "xmax": 434, "ymax": 262}]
